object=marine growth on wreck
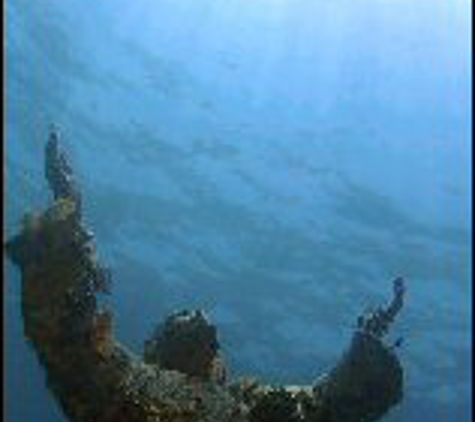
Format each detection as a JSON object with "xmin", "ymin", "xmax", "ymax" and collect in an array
[{"xmin": 6, "ymin": 130, "xmax": 407, "ymax": 422}]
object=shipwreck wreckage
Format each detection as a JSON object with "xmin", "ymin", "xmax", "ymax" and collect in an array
[{"xmin": 6, "ymin": 130, "xmax": 406, "ymax": 422}]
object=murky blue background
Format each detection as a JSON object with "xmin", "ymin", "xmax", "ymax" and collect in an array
[{"xmin": 5, "ymin": 0, "xmax": 471, "ymax": 421}]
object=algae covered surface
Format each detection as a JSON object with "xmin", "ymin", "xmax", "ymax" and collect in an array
[{"xmin": 5, "ymin": 123, "xmax": 405, "ymax": 422}]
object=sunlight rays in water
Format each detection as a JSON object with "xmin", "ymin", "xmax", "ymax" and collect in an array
[{"xmin": 5, "ymin": 0, "xmax": 472, "ymax": 420}]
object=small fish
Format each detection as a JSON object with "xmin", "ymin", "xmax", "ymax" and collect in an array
[{"xmin": 391, "ymin": 337, "xmax": 404, "ymax": 350}]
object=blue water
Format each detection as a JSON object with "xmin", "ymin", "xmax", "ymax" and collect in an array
[{"xmin": 5, "ymin": 0, "xmax": 471, "ymax": 421}]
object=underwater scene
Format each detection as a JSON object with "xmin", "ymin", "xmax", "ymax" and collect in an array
[{"xmin": 5, "ymin": 0, "xmax": 471, "ymax": 421}]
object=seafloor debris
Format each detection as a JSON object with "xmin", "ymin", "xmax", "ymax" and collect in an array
[{"xmin": 6, "ymin": 130, "xmax": 406, "ymax": 422}]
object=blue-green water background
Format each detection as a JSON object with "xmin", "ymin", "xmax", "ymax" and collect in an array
[{"xmin": 5, "ymin": 0, "xmax": 472, "ymax": 421}]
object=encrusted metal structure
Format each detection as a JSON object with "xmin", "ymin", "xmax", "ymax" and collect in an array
[{"xmin": 6, "ymin": 130, "xmax": 406, "ymax": 422}]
